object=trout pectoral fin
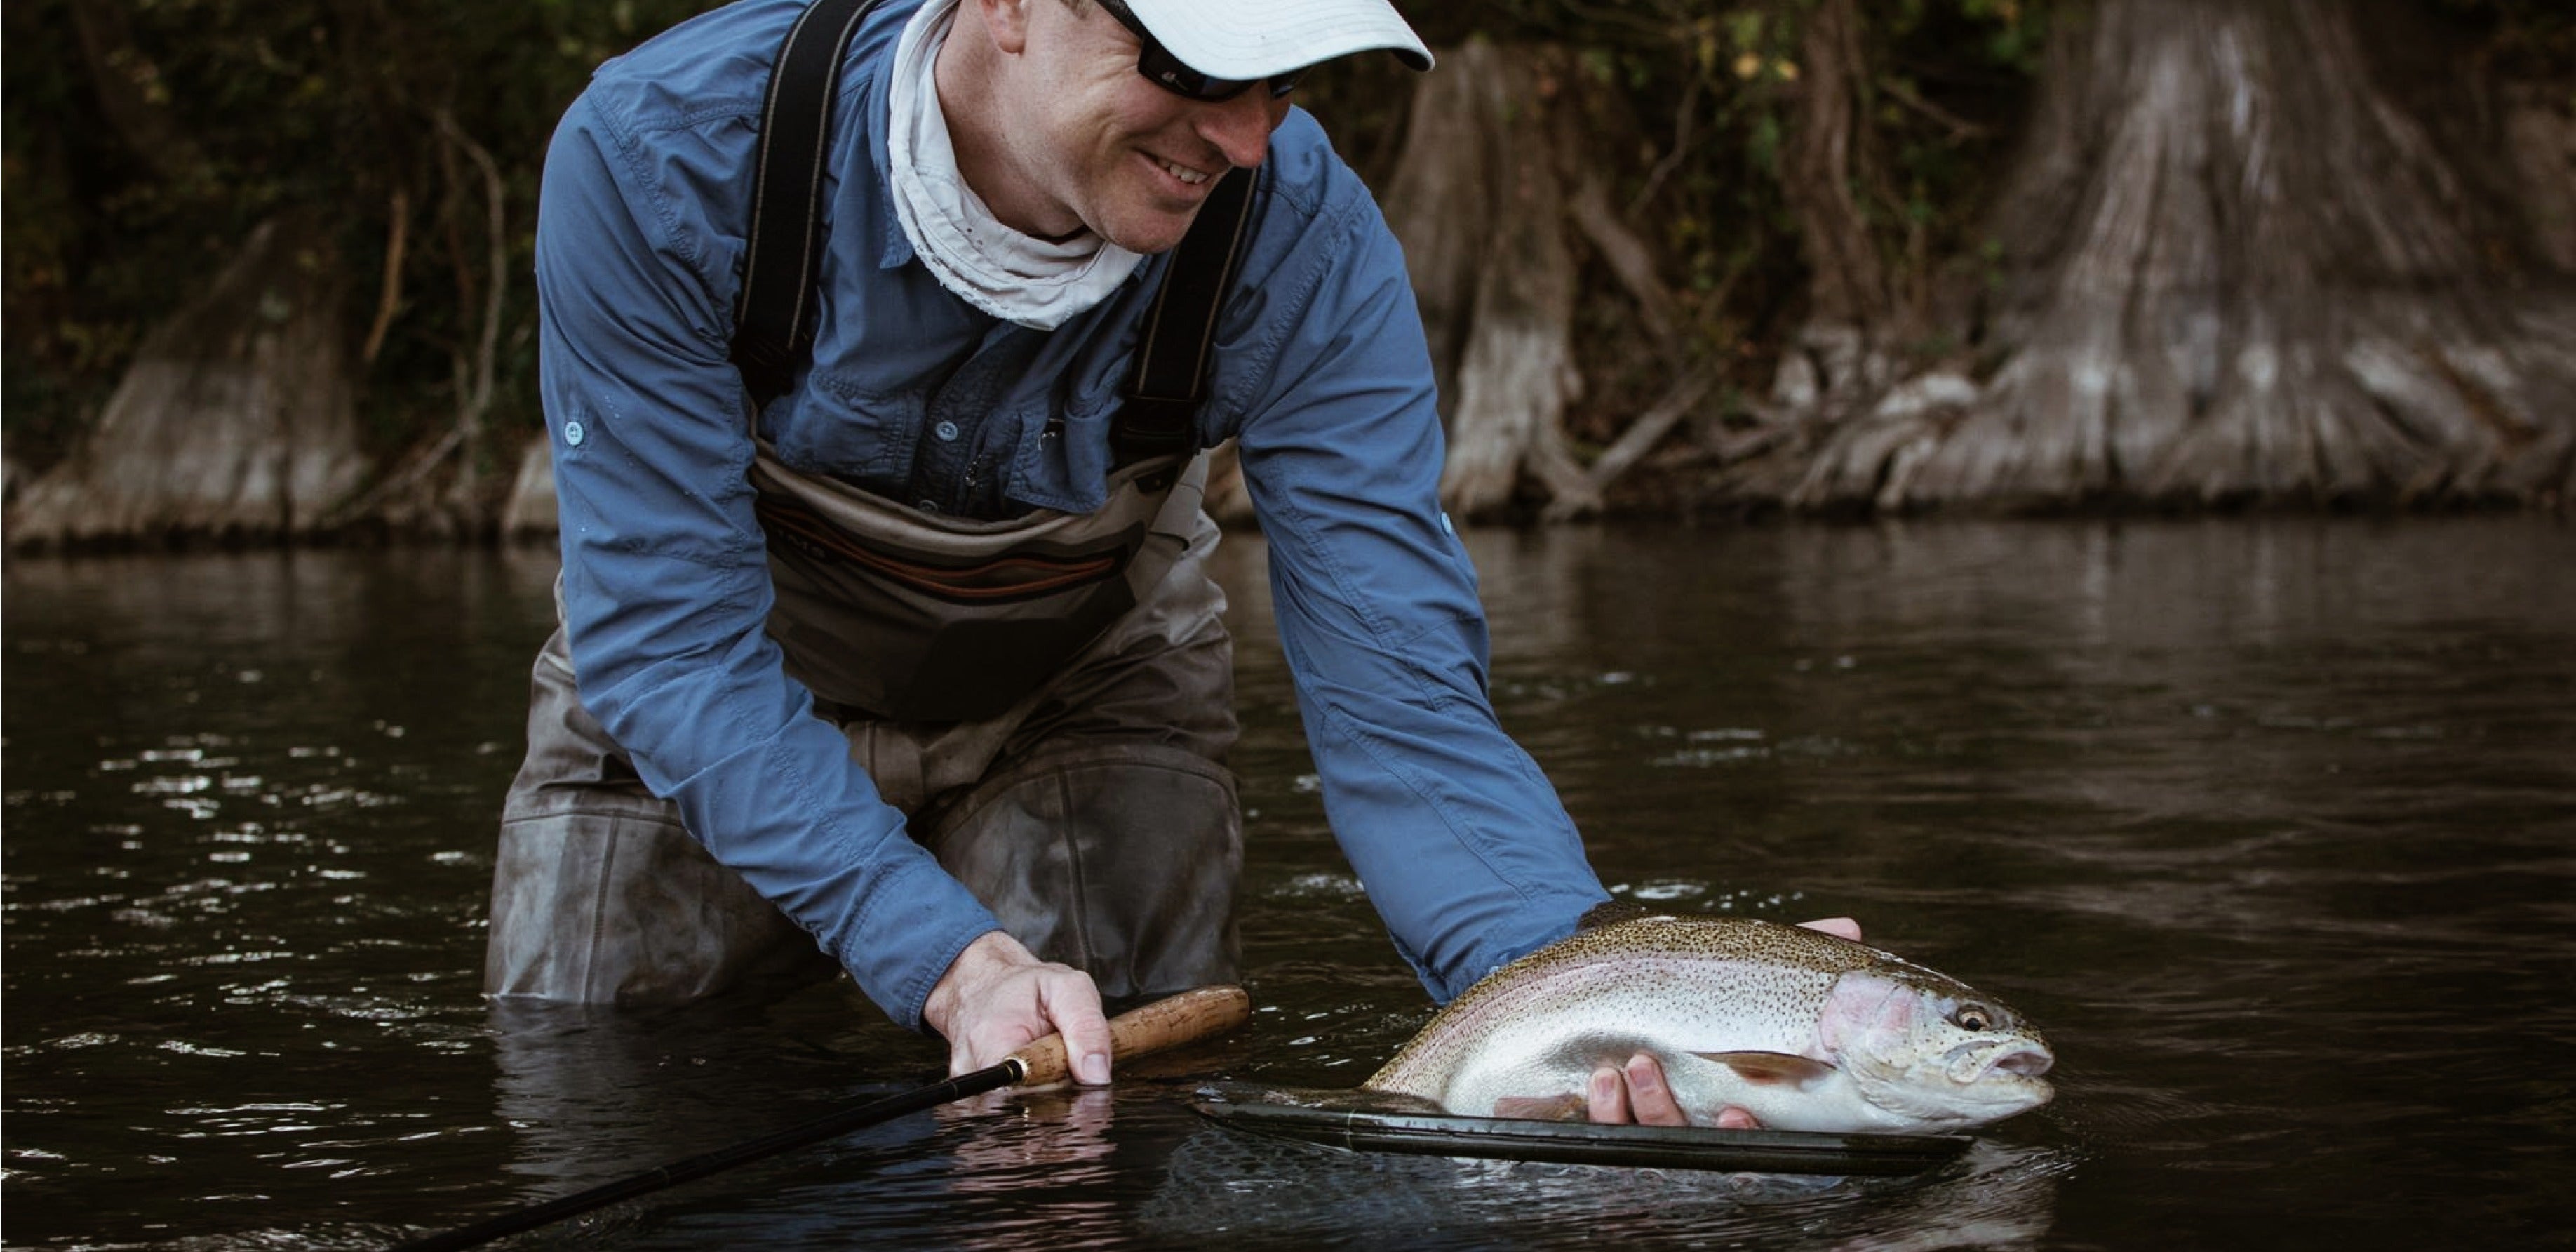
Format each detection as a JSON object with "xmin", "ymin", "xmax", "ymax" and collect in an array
[
  {"xmin": 1695, "ymin": 1051, "xmax": 1836, "ymax": 1086},
  {"xmin": 1492, "ymin": 1093, "xmax": 1591, "ymax": 1121}
]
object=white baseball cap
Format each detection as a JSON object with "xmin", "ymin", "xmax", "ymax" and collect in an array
[{"xmin": 1118, "ymin": 0, "xmax": 1435, "ymax": 79}]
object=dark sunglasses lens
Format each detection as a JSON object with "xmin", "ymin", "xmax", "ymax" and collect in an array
[
  {"xmin": 1115, "ymin": 5, "xmax": 1304, "ymax": 103},
  {"xmin": 1139, "ymin": 48, "xmax": 1255, "ymax": 101}
]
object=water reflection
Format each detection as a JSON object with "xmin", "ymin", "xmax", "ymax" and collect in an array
[
  {"xmin": 1142, "ymin": 1126, "xmax": 2070, "ymax": 1251},
  {"xmin": 929, "ymin": 1087, "xmax": 1125, "ymax": 1250}
]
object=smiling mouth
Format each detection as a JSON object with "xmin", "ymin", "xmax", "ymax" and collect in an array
[{"xmin": 1151, "ymin": 154, "xmax": 1214, "ymax": 187}]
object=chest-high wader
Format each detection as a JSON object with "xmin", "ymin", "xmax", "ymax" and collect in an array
[{"xmin": 730, "ymin": 0, "xmax": 1259, "ymax": 724}]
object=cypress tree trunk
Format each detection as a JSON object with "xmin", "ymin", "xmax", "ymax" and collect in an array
[
  {"xmin": 1208, "ymin": 39, "xmax": 1677, "ymax": 525},
  {"xmin": 1766, "ymin": 0, "xmax": 2576, "ymax": 512},
  {"xmin": 497, "ymin": 436, "xmax": 559, "ymax": 540},
  {"xmin": 7, "ymin": 218, "xmax": 367, "ymax": 545},
  {"xmin": 1378, "ymin": 38, "xmax": 1600, "ymax": 521},
  {"xmin": 1769, "ymin": 0, "xmax": 1913, "ymax": 420}
]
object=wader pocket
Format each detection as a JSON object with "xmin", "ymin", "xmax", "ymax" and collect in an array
[
  {"xmin": 752, "ymin": 448, "xmax": 1201, "ymax": 724},
  {"xmin": 761, "ymin": 497, "xmax": 1146, "ymax": 722},
  {"xmin": 758, "ymin": 496, "xmax": 1130, "ymax": 602}
]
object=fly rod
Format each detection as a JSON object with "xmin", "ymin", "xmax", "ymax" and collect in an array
[{"xmin": 391, "ymin": 984, "xmax": 1250, "ymax": 1252}]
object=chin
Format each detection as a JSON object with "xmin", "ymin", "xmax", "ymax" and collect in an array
[
  {"xmin": 1099, "ymin": 215, "xmax": 1195, "ymax": 256},
  {"xmin": 1089, "ymin": 189, "xmax": 1205, "ymax": 255}
]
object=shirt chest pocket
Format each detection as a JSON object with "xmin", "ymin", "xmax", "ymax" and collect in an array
[
  {"xmin": 1002, "ymin": 369, "xmax": 1127, "ymax": 514},
  {"xmin": 770, "ymin": 373, "xmax": 921, "ymax": 485}
]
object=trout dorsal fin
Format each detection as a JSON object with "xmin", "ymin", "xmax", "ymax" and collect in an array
[{"xmin": 1696, "ymin": 1051, "xmax": 1837, "ymax": 1086}]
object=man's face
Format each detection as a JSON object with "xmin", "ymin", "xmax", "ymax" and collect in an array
[{"xmin": 998, "ymin": 0, "xmax": 1294, "ymax": 253}]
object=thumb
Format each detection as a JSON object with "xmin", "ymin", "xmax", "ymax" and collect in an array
[{"xmin": 1042, "ymin": 973, "xmax": 1113, "ymax": 1086}]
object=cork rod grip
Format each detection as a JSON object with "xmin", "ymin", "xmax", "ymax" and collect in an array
[{"xmin": 1007, "ymin": 985, "xmax": 1251, "ymax": 1087}]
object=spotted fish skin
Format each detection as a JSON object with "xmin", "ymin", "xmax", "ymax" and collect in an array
[{"xmin": 1364, "ymin": 916, "xmax": 2055, "ymax": 1133}]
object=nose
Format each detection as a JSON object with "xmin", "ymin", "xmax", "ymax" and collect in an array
[{"xmin": 1193, "ymin": 87, "xmax": 1287, "ymax": 170}]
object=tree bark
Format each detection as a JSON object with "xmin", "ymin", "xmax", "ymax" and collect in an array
[
  {"xmin": 2502, "ymin": 82, "xmax": 2576, "ymax": 275},
  {"xmin": 1771, "ymin": 0, "xmax": 1908, "ymax": 413},
  {"xmin": 499, "ymin": 434, "xmax": 558, "ymax": 540},
  {"xmin": 8, "ymin": 218, "xmax": 368, "ymax": 545},
  {"xmin": 1767, "ymin": 0, "xmax": 2575, "ymax": 512},
  {"xmin": 1380, "ymin": 39, "xmax": 1601, "ymax": 521}
]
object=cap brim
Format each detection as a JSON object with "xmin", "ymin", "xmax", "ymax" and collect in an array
[{"xmin": 1120, "ymin": 0, "xmax": 1434, "ymax": 79}]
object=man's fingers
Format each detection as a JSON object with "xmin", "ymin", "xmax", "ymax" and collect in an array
[
  {"xmin": 1797, "ymin": 917, "xmax": 1863, "ymax": 942},
  {"xmin": 951, "ymin": 1018, "xmax": 1039, "ymax": 1076},
  {"xmin": 1623, "ymin": 1053, "xmax": 1689, "ymax": 1126},
  {"xmin": 1588, "ymin": 1065, "xmax": 1630, "ymax": 1123},
  {"xmin": 923, "ymin": 933, "xmax": 1115, "ymax": 1082},
  {"xmin": 1714, "ymin": 1106, "xmax": 1761, "ymax": 1131},
  {"xmin": 1040, "ymin": 971, "xmax": 1113, "ymax": 1085}
]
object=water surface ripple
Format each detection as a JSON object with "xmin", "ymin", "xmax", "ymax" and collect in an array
[{"xmin": 5, "ymin": 518, "xmax": 2571, "ymax": 1248}]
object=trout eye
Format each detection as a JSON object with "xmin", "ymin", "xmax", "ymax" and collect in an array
[{"xmin": 1952, "ymin": 1004, "xmax": 1994, "ymax": 1032}]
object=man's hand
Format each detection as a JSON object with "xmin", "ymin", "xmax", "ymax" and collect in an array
[
  {"xmin": 921, "ymin": 931, "xmax": 1113, "ymax": 1084},
  {"xmin": 1582, "ymin": 916, "xmax": 1864, "ymax": 1127}
]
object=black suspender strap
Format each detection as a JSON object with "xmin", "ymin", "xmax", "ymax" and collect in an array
[
  {"xmin": 732, "ymin": 0, "xmax": 880, "ymax": 411},
  {"xmin": 729, "ymin": 0, "xmax": 1261, "ymax": 458},
  {"xmin": 1111, "ymin": 164, "xmax": 1260, "ymax": 466}
]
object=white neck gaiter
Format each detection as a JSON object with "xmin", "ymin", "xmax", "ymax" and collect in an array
[{"xmin": 887, "ymin": 0, "xmax": 1144, "ymax": 330}]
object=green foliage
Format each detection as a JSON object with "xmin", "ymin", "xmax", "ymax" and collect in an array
[
  {"xmin": 2434, "ymin": 0, "xmax": 2576, "ymax": 78},
  {"xmin": 1, "ymin": 0, "xmax": 2054, "ymax": 474},
  {"xmin": 1, "ymin": 0, "xmax": 719, "ymax": 473},
  {"xmin": 10, "ymin": 0, "xmax": 2561, "ymax": 486},
  {"xmin": 1308, "ymin": 0, "xmax": 2050, "ymax": 372}
]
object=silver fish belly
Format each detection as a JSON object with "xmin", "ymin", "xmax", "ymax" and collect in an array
[{"xmin": 1364, "ymin": 916, "xmax": 2054, "ymax": 1133}]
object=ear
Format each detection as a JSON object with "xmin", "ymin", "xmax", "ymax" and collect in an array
[{"xmin": 974, "ymin": 0, "xmax": 1033, "ymax": 56}]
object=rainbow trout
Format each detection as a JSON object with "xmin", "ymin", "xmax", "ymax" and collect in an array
[{"xmin": 1364, "ymin": 913, "xmax": 2054, "ymax": 1133}]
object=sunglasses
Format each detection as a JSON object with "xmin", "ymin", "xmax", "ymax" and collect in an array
[{"xmin": 1094, "ymin": 0, "xmax": 1308, "ymax": 102}]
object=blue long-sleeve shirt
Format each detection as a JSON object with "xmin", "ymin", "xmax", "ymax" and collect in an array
[{"xmin": 535, "ymin": 0, "xmax": 1610, "ymax": 1030}]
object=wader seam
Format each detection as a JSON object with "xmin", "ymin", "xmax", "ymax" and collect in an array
[{"xmin": 583, "ymin": 829, "xmax": 620, "ymax": 1004}]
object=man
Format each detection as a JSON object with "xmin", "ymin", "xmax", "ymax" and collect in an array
[{"xmin": 492, "ymin": 0, "xmax": 1828, "ymax": 1124}]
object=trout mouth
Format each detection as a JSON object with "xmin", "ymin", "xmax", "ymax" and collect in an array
[{"xmin": 1946, "ymin": 1039, "xmax": 2055, "ymax": 1087}]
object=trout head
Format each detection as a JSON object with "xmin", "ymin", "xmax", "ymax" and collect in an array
[{"xmin": 1814, "ymin": 966, "xmax": 2055, "ymax": 1131}]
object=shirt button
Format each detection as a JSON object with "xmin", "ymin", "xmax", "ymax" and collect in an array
[
  {"xmin": 915, "ymin": 499, "xmax": 940, "ymax": 514},
  {"xmin": 934, "ymin": 420, "xmax": 961, "ymax": 442},
  {"xmin": 563, "ymin": 420, "xmax": 585, "ymax": 447}
]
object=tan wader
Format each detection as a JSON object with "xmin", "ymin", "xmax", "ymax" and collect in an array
[{"xmin": 484, "ymin": 450, "xmax": 1242, "ymax": 1008}]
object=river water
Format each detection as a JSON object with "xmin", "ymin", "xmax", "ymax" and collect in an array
[{"xmin": 5, "ymin": 517, "xmax": 2572, "ymax": 1249}]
